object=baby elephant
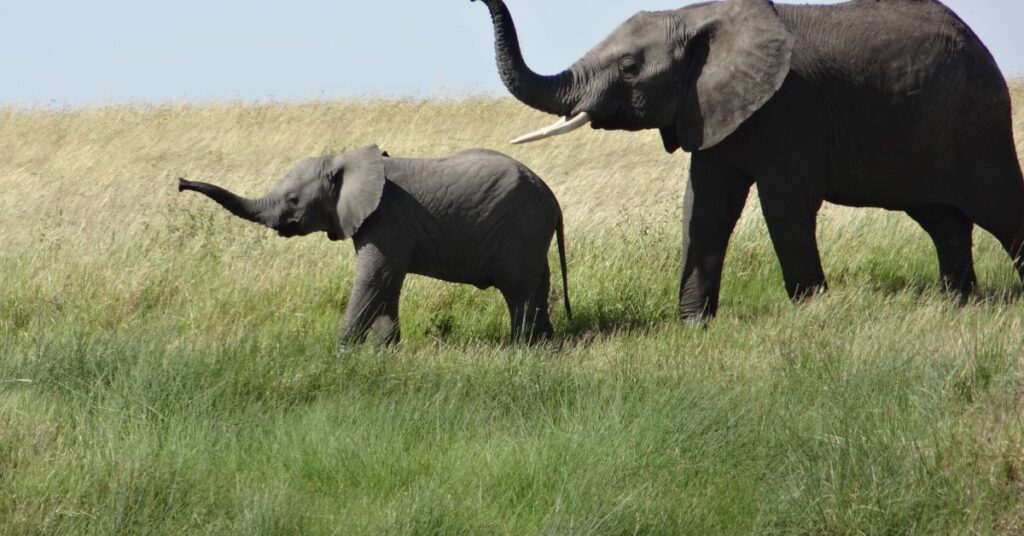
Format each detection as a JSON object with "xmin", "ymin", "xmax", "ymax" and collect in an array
[{"xmin": 178, "ymin": 145, "xmax": 570, "ymax": 346}]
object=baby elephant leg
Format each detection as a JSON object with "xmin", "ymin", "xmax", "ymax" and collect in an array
[
  {"xmin": 500, "ymin": 263, "xmax": 553, "ymax": 344},
  {"xmin": 336, "ymin": 244, "xmax": 405, "ymax": 353}
]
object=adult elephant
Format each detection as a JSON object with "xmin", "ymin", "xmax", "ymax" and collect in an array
[{"xmin": 472, "ymin": 0, "xmax": 1024, "ymax": 320}]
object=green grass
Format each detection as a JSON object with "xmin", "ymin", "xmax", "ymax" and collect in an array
[{"xmin": 2, "ymin": 86, "xmax": 1023, "ymax": 534}]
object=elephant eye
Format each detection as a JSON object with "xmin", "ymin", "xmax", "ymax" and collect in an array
[
  {"xmin": 619, "ymin": 57, "xmax": 641, "ymax": 77},
  {"xmin": 286, "ymin": 194, "xmax": 300, "ymax": 207}
]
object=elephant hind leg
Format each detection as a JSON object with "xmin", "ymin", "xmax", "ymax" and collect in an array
[
  {"xmin": 961, "ymin": 156, "xmax": 1024, "ymax": 283},
  {"xmin": 906, "ymin": 205, "xmax": 977, "ymax": 299},
  {"xmin": 988, "ymin": 209, "xmax": 1024, "ymax": 283},
  {"xmin": 498, "ymin": 264, "xmax": 553, "ymax": 344},
  {"xmin": 990, "ymin": 221, "xmax": 1024, "ymax": 283}
]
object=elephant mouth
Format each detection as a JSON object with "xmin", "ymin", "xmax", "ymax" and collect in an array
[
  {"xmin": 274, "ymin": 221, "xmax": 303, "ymax": 238},
  {"xmin": 589, "ymin": 117, "xmax": 612, "ymax": 130},
  {"xmin": 589, "ymin": 105, "xmax": 649, "ymax": 132},
  {"xmin": 591, "ymin": 118, "xmax": 646, "ymax": 132}
]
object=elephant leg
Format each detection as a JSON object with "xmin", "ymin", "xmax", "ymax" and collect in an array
[
  {"xmin": 337, "ymin": 244, "xmax": 406, "ymax": 351},
  {"xmin": 961, "ymin": 158, "xmax": 1024, "ymax": 282},
  {"xmin": 905, "ymin": 205, "xmax": 976, "ymax": 298},
  {"xmin": 678, "ymin": 157, "xmax": 753, "ymax": 321},
  {"xmin": 757, "ymin": 185, "xmax": 826, "ymax": 301},
  {"xmin": 974, "ymin": 211, "xmax": 1024, "ymax": 284},
  {"xmin": 499, "ymin": 263, "xmax": 553, "ymax": 344},
  {"xmin": 367, "ymin": 289, "xmax": 402, "ymax": 345}
]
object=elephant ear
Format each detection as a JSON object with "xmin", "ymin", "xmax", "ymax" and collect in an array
[
  {"xmin": 666, "ymin": 0, "xmax": 794, "ymax": 152},
  {"xmin": 328, "ymin": 145, "xmax": 387, "ymax": 240}
]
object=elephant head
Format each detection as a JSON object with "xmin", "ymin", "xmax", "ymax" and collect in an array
[
  {"xmin": 473, "ymin": 0, "xmax": 794, "ymax": 152},
  {"xmin": 178, "ymin": 145, "xmax": 386, "ymax": 241}
]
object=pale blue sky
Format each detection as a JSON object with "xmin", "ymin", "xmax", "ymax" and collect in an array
[{"xmin": 1, "ymin": 0, "xmax": 1020, "ymax": 106}]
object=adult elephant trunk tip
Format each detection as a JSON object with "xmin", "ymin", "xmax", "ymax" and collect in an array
[{"xmin": 473, "ymin": 0, "xmax": 580, "ymax": 118}]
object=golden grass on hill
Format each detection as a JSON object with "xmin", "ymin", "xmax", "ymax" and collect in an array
[
  {"xmin": 2, "ymin": 82, "xmax": 1020, "ymax": 251},
  {"xmin": 0, "ymin": 99, "xmax": 680, "ymax": 255},
  {"xmin": 1, "ymin": 81, "xmax": 1019, "ymax": 320}
]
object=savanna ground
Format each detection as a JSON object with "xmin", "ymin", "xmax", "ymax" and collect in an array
[{"xmin": 1, "ymin": 82, "xmax": 1023, "ymax": 534}]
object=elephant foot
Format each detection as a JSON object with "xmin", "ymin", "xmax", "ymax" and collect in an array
[
  {"xmin": 682, "ymin": 316, "xmax": 712, "ymax": 329},
  {"xmin": 368, "ymin": 317, "xmax": 401, "ymax": 346},
  {"xmin": 678, "ymin": 306, "xmax": 712, "ymax": 325},
  {"xmin": 947, "ymin": 286, "xmax": 975, "ymax": 307},
  {"xmin": 511, "ymin": 324, "xmax": 554, "ymax": 345},
  {"xmin": 333, "ymin": 343, "xmax": 351, "ymax": 359},
  {"xmin": 333, "ymin": 336, "xmax": 398, "ymax": 359},
  {"xmin": 788, "ymin": 280, "xmax": 828, "ymax": 303},
  {"xmin": 678, "ymin": 294, "xmax": 715, "ymax": 324},
  {"xmin": 938, "ymin": 272, "xmax": 976, "ymax": 306}
]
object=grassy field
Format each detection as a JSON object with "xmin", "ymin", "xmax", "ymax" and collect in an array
[{"xmin": 1, "ymin": 82, "xmax": 1023, "ymax": 534}]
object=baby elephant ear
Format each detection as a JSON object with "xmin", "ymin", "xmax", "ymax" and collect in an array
[{"xmin": 329, "ymin": 145, "xmax": 386, "ymax": 239}]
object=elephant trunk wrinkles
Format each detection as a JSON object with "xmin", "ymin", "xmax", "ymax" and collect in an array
[
  {"xmin": 178, "ymin": 178, "xmax": 273, "ymax": 226},
  {"xmin": 476, "ymin": 0, "xmax": 580, "ymax": 116}
]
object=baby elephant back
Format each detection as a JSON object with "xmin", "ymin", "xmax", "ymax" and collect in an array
[{"xmin": 388, "ymin": 148, "xmax": 560, "ymax": 226}]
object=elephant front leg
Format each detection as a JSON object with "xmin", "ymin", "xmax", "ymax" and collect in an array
[
  {"xmin": 757, "ymin": 185, "xmax": 827, "ymax": 301},
  {"xmin": 339, "ymin": 287, "xmax": 402, "ymax": 347},
  {"xmin": 336, "ymin": 245, "xmax": 406, "ymax": 354},
  {"xmin": 678, "ymin": 158, "xmax": 752, "ymax": 321}
]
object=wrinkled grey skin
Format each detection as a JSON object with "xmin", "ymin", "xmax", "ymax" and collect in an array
[
  {"xmin": 473, "ymin": 0, "xmax": 1024, "ymax": 320},
  {"xmin": 179, "ymin": 145, "xmax": 571, "ymax": 346}
]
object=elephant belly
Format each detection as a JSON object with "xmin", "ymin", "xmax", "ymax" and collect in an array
[
  {"xmin": 823, "ymin": 177, "xmax": 938, "ymax": 210},
  {"xmin": 820, "ymin": 143, "xmax": 962, "ymax": 210},
  {"xmin": 407, "ymin": 237, "xmax": 500, "ymax": 290},
  {"xmin": 416, "ymin": 267, "xmax": 495, "ymax": 290}
]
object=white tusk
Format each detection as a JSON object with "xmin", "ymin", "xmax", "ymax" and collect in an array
[{"xmin": 510, "ymin": 112, "xmax": 591, "ymax": 145}]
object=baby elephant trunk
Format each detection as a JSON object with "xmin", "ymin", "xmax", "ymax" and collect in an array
[{"xmin": 178, "ymin": 178, "xmax": 272, "ymax": 226}]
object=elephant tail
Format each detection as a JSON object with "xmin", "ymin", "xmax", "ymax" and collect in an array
[{"xmin": 555, "ymin": 212, "xmax": 572, "ymax": 321}]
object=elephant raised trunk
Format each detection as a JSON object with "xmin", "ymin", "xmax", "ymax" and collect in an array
[
  {"xmin": 178, "ymin": 178, "xmax": 273, "ymax": 226},
  {"xmin": 474, "ymin": 0, "xmax": 592, "ymax": 143}
]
